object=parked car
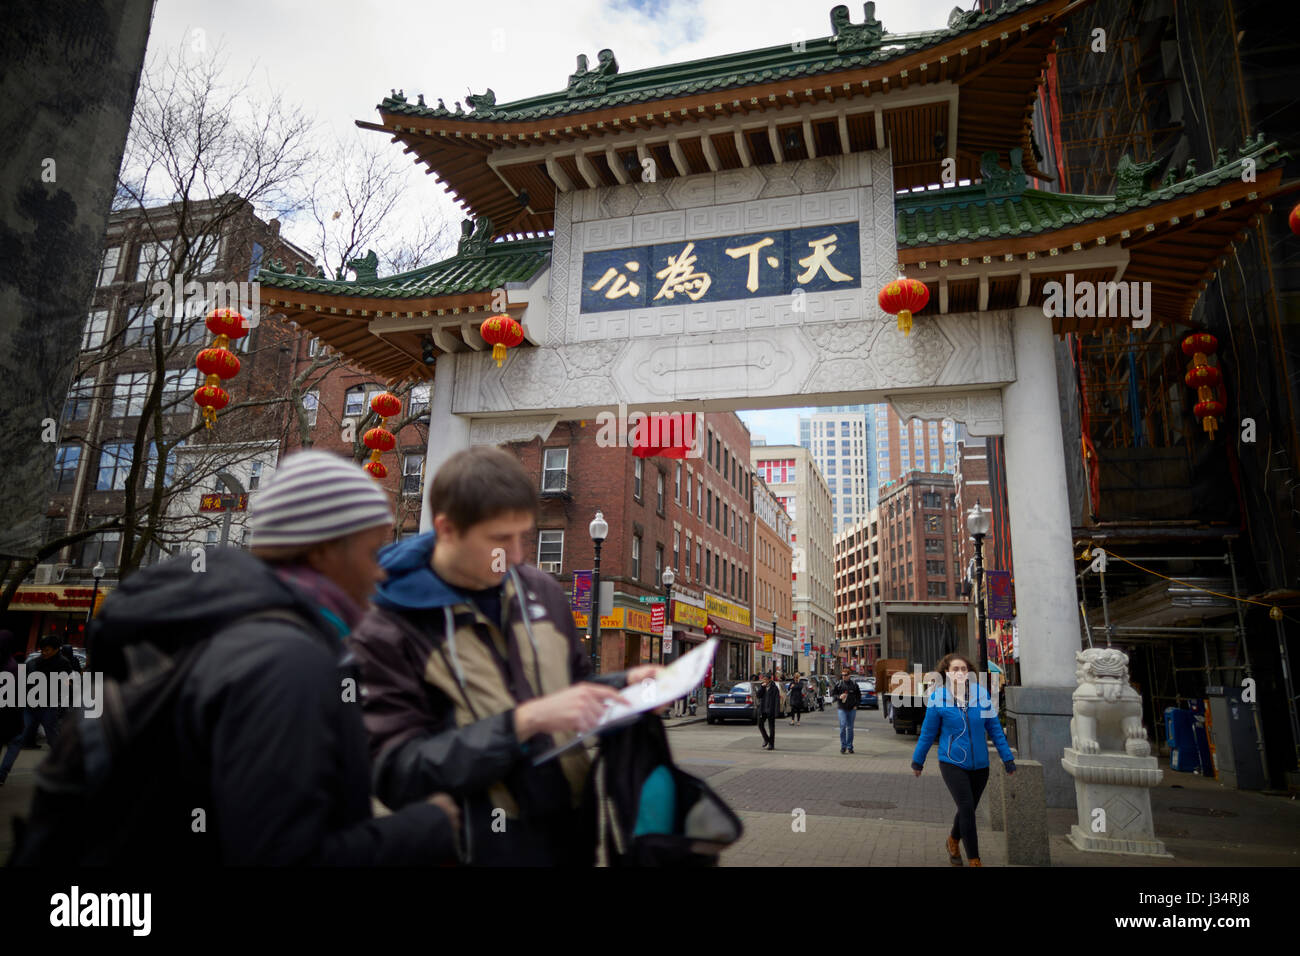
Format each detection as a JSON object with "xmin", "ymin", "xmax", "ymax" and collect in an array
[
  {"xmin": 855, "ymin": 677, "xmax": 878, "ymax": 709},
  {"xmin": 708, "ymin": 682, "xmax": 758, "ymax": 724}
]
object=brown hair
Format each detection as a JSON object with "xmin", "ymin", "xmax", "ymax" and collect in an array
[
  {"xmin": 427, "ymin": 446, "xmax": 538, "ymax": 532},
  {"xmin": 935, "ymin": 653, "xmax": 977, "ymax": 701}
]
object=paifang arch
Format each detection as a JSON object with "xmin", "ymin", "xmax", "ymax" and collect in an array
[{"xmin": 256, "ymin": 0, "xmax": 1292, "ymax": 806}]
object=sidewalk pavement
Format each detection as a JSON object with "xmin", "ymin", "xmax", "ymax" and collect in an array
[{"xmin": 666, "ymin": 707, "xmax": 1300, "ymax": 867}]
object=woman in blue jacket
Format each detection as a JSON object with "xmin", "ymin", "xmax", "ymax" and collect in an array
[{"xmin": 911, "ymin": 654, "xmax": 1015, "ymax": 866}]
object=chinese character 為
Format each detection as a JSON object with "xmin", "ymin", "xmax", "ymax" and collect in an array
[{"xmin": 654, "ymin": 242, "xmax": 712, "ymax": 301}]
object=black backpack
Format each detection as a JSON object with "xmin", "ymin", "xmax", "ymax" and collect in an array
[
  {"xmin": 8, "ymin": 609, "xmax": 305, "ymax": 866},
  {"xmin": 588, "ymin": 715, "xmax": 743, "ymax": 867}
]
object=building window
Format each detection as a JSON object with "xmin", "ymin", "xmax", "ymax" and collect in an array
[
  {"xmin": 696, "ymin": 478, "xmax": 702, "ymax": 517},
  {"xmin": 927, "ymin": 581, "xmax": 947, "ymax": 597},
  {"xmin": 135, "ymin": 239, "xmax": 172, "ymax": 283},
  {"xmin": 248, "ymin": 460, "xmax": 263, "ymax": 490},
  {"xmin": 714, "ymin": 552, "xmax": 720, "ymax": 588},
  {"xmin": 707, "ymin": 490, "xmax": 713, "ymax": 524},
  {"xmin": 82, "ymin": 310, "xmax": 109, "ymax": 350},
  {"xmin": 54, "ymin": 444, "xmax": 80, "ymax": 493},
  {"xmin": 122, "ymin": 305, "xmax": 155, "ymax": 348},
  {"xmin": 63, "ymin": 376, "xmax": 96, "ymax": 422},
  {"xmin": 673, "ymin": 529, "xmax": 680, "ymax": 570},
  {"xmin": 308, "ymin": 337, "xmax": 322, "ymax": 357},
  {"xmin": 344, "ymin": 387, "xmax": 366, "ymax": 417},
  {"xmin": 393, "ymin": 454, "xmax": 421, "ymax": 496},
  {"xmin": 97, "ymin": 247, "xmax": 121, "ymax": 286},
  {"xmin": 704, "ymin": 547, "xmax": 711, "ymax": 585},
  {"xmin": 685, "ymin": 472, "xmax": 692, "ymax": 509},
  {"xmin": 656, "ymin": 471, "xmax": 665, "ymax": 512},
  {"xmin": 161, "ymin": 368, "xmax": 201, "ymax": 412},
  {"xmin": 538, "ymin": 530, "xmax": 564, "ymax": 572},
  {"xmin": 655, "ymin": 544, "xmax": 663, "ymax": 585},
  {"xmin": 632, "ymin": 535, "xmax": 641, "ymax": 580},
  {"xmin": 674, "ymin": 463, "xmax": 681, "ymax": 502},
  {"xmin": 81, "ymin": 527, "xmax": 121, "ymax": 568},
  {"xmin": 542, "ymin": 448, "xmax": 569, "ymax": 492},
  {"xmin": 96, "ymin": 442, "xmax": 133, "ymax": 490},
  {"xmin": 409, "ymin": 384, "xmax": 430, "ymax": 417},
  {"xmin": 926, "ymin": 560, "xmax": 945, "ymax": 576},
  {"xmin": 634, "ymin": 458, "xmax": 643, "ymax": 500},
  {"xmin": 707, "ymin": 429, "xmax": 714, "ymax": 465},
  {"xmin": 695, "ymin": 541, "xmax": 701, "ymax": 579},
  {"xmin": 111, "ymin": 372, "xmax": 150, "ymax": 417},
  {"xmin": 303, "ymin": 390, "xmax": 319, "ymax": 427},
  {"xmin": 248, "ymin": 241, "xmax": 264, "ymax": 281}
]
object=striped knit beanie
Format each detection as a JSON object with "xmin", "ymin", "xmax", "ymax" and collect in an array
[{"xmin": 248, "ymin": 450, "xmax": 393, "ymax": 548}]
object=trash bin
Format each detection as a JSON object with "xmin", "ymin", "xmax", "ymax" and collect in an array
[{"xmin": 1164, "ymin": 707, "xmax": 1199, "ymax": 772}]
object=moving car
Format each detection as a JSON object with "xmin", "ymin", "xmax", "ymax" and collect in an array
[
  {"xmin": 707, "ymin": 682, "xmax": 758, "ymax": 723},
  {"xmin": 855, "ymin": 677, "xmax": 878, "ymax": 710}
]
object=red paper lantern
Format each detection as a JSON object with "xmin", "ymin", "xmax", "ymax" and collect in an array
[
  {"xmin": 363, "ymin": 426, "xmax": 396, "ymax": 452},
  {"xmin": 196, "ymin": 347, "xmax": 241, "ymax": 380},
  {"xmin": 1194, "ymin": 399, "xmax": 1225, "ymax": 438},
  {"xmin": 364, "ymin": 460, "xmax": 388, "ymax": 480},
  {"xmin": 878, "ymin": 276, "xmax": 930, "ymax": 336},
  {"xmin": 1289, "ymin": 202, "xmax": 1300, "ymax": 236},
  {"xmin": 205, "ymin": 308, "xmax": 249, "ymax": 342},
  {"xmin": 1184, "ymin": 365, "xmax": 1221, "ymax": 389},
  {"xmin": 479, "ymin": 314, "xmax": 525, "ymax": 366},
  {"xmin": 370, "ymin": 392, "xmax": 401, "ymax": 419},
  {"xmin": 631, "ymin": 412, "xmax": 697, "ymax": 459},
  {"xmin": 1181, "ymin": 333, "xmax": 1218, "ymax": 357},
  {"xmin": 194, "ymin": 384, "xmax": 230, "ymax": 430}
]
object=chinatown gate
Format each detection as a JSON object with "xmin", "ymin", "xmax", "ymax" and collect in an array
[{"xmin": 257, "ymin": 0, "xmax": 1291, "ymax": 806}]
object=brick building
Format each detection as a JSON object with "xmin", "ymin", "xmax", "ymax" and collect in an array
[
  {"xmin": 834, "ymin": 511, "xmax": 883, "ymax": 671},
  {"xmin": 503, "ymin": 411, "xmax": 760, "ymax": 682},
  {"xmin": 751, "ymin": 475, "xmax": 793, "ymax": 675}
]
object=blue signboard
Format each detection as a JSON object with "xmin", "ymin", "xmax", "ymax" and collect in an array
[
  {"xmin": 986, "ymin": 570, "xmax": 1013, "ymax": 620},
  {"xmin": 580, "ymin": 222, "xmax": 861, "ymax": 314},
  {"xmin": 571, "ymin": 571, "xmax": 592, "ymax": 613}
]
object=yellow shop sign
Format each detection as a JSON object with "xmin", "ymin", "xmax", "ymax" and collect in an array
[
  {"xmin": 704, "ymin": 594, "xmax": 751, "ymax": 627},
  {"xmin": 571, "ymin": 607, "xmax": 657, "ymax": 635}
]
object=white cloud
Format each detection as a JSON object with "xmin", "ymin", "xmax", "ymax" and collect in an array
[{"xmin": 146, "ymin": 0, "xmax": 960, "ymax": 257}]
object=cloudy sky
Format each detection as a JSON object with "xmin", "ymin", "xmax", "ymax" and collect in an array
[{"xmin": 144, "ymin": 0, "xmax": 967, "ymax": 442}]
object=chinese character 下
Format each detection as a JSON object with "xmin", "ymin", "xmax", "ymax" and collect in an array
[{"xmin": 725, "ymin": 237, "xmax": 780, "ymax": 293}]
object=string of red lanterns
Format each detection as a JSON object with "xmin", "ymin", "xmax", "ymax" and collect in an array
[
  {"xmin": 193, "ymin": 308, "xmax": 249, "ymax": 429},
  {"xmin": 1182, "ymin": 332, "xmax": 1224, "ymax": 439},
  {"xmin": 877, "ymin": 275, "xmax": 930, "ymax": 336},
  {"xmin": 363, "ymin": 391, "xmax": 402, "ymax": 480},
  {"xmin": 479, "ymin": 313, "xmax": 524, "ymax": 367}
]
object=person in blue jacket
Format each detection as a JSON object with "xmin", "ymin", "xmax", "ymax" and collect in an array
[{"xmin": 911, "ymin": 653, "xmax": 1015, "ymax": 867}]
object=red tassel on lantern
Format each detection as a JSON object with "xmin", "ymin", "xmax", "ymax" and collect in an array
[
  {"xmin": 479, "ymin": 314, "xmax": 525, "ymax": 366},
  {"xmin": 878, "ymin": 276, "xmax": 930, "ymax": 336}
]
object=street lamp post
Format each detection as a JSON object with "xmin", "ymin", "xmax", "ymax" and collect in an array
[
  {"xmin": 588, "ymin": 511, "xmax": 608, "ymax": 676},
  {"xmin": 772, "ymin": 616, "xmax": 778, "ymax": 677},
  {"xmin": 966, "ymin": 502, "xmax": 991, "ymax": 676},
  {"xmin": 661, "ymin": 567, "xmax": 675, "ymax": 666},
  {"xmin": 86, "ymin": 561, "xmax": 105, "ymax": 625}
]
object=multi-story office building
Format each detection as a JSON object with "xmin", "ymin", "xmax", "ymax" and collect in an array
[
  {"xmin": 751, "ymin": 445, "xmax": 833, "ymax": 676},
  {"xmin": 800, "ymin": 409, "xmax": 872, "ymax": 536}
]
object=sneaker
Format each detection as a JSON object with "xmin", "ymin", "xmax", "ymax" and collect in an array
[
  {"xmin": 946, "ymin": 836, "xmax": 962, "ymax": 866},
  {"xmin": 848, "ymin": 747, "xmax": 854, "ymax": 753},
  {"xmin": 969, "ymin": 858, "xmax": 982, "ymax": 867},
  {"xmin": 840, "ymin": 748, "xmax": 846, "ymax": 754}
]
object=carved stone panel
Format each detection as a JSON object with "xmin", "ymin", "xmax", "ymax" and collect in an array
[{"xmin": 888, "ymin": 390, "xmax": 1006, "ymax": 436}]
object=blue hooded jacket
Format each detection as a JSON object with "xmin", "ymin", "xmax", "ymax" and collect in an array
[
  {"xmin": 370, "ymin": 531, "xmax": 463, "ymax": 611},
  {"xmin": 911, "ymin": 683, "xmax": 1015, "ymax": 771}
]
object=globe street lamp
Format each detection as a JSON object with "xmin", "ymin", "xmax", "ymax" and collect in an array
[
  {"xmin": 589, "ymin": 511, "xmax": 608, "ymax": 676},
  {"xmin": 966, "ymin": 502, "xmax": 991, "ymax": 675},
  {"xmin": 85, "ymin": 561, "xmax": 106, "ymax": 626}
]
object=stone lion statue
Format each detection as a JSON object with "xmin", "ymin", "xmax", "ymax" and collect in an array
[{"xmin": 1070, "ymin": 648, "xmax": 1150, "ymax": 757}]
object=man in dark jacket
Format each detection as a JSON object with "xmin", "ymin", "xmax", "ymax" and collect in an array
[
  {"xmin": 21, "ymin": 451, "xmax": 461, "ymax": 864},
  {"xmin": 756, "ymin": 673, "xmax": 780, "ymax": 750},
  {"xmin": 347, "ymin": 447, "xmax": 661, "ymax": 866},
  {"xmin": 0, "ymin": 635, "xmax": 81, "ymax": 785},
  {"xmin": 832, "ymin": 667, "xmax": 862, "ymax": 754}
]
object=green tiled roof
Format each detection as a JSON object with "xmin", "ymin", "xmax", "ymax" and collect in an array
[
  {"xmin": 377, "ymin": 0, "xmax": 1045, "ymax": 123},
  {"xmin": 258, "ymin": 236, "xmax": 551, "ymax": 298},
  {"xmin": 895, "ymin": 139, "xmax": 1286, "ymax": 247}
]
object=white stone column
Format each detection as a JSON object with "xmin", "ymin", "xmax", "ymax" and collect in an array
[
  {"xmin": 1000, "ymin": 305, "xmax": 1081, "ymax": 807},
  {"xmin": 419, "ymin": 357, "xmax": 470, "ymax": 533},
  {"xmin": 1001, "ymin": 306, "xmax": 1080, "ymax": 685}
]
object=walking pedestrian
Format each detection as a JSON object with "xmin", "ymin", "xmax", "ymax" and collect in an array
[
  {"xmin": 911, "ymin": 654, "xmax": 1015, "ymax": 867},
  {"xmin": 788, "ymin": 671, "xmax": 804, "ymax": 725},
  {"xmin": 0, "ymin": 635, "xmax": 80, "ymax": 786},
  {"xmin": 15, "ymin": 450, "xmax": 462, "ymax": 863},
  {"xmin": 346, "ymin": 446, "xmax": 662, "ymax": 866},
  {"xmin": 832, "ymin": 667, "xmax": 861, "ymax": 753},
  {"xmin": 756, "ymin": 672, "xmax": 779, "ymax": 749}
]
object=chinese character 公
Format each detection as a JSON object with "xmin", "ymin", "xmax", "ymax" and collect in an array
[{"xmin": 590, "ymin": 261, "xmax": 641, "ymax": 299}]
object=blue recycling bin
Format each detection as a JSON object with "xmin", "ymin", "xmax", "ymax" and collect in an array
[{"xmin": 1164, "ymin": 707, "xmax": 1200, "ymax": 772}]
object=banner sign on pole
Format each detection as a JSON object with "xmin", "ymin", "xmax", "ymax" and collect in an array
[
  {"xmin": 571, "ymin": 571, "xmax": 592, "ymax": 613},
  {"xmin": 650, "ymin": 604, "xmax": 665, "ymax": 634},
  {"xmin": 987, "ymin": 570, "xmax": 1013, "ymax": 620}
]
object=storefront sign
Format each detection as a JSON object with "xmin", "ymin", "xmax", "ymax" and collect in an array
[
  {"xmin": 12, "ymin": 586, "xmax": 98, "ymax": 612},
  {"xmin": 572, "ymin": 606, "xmax": 656, "ymax": 634},
  {"xmin": 651, "ymin": 604, "xmax": 665, "ymax": 634},
  {"xmin": 762, "ymin": 633, "xmax": 773, "ymax": 653},
  {"xmin": 199, "ymin": 493, "xmax": 248, "ymax": 512},
  {"xmin": 673, "ymin": 602, "xmax": 707, "ymax": 628},
  {"xmin": 704, "ymin": 593, "xmax": 751, "ymax": 627},
  {"xmin": 775, "ymin": 637, "xmax": 794, "ymax": 656}
]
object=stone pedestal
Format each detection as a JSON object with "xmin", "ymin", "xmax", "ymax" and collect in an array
[
  {"xmin": 1062, "ymin": 749, "xmax": 1171, "ymax": 857},
  {"xmin": 1005, "ymin": 685, "xmax": 1075, "ymax": 808}
]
